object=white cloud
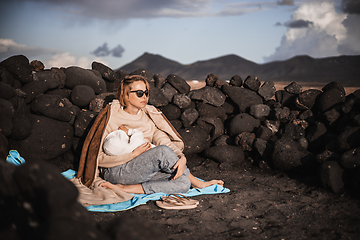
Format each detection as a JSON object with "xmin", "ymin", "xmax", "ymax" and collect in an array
[
  {"xmin": 264, "ymin": 1, "xmax": 352, "ymax": 62},
  {"xmin": 47, "ymin": 52, "xmax": 109, "ymax": 69},
  {"xmin": 0, "ymin": 38, "xmax": 60, "ymax": 60}
]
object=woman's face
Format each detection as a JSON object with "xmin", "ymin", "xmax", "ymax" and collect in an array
[{"xmin": 126, "ymin": 81, "xmax": 148, "ymax": 110}]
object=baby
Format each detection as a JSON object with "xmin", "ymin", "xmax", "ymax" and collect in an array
[{"xmin": 103, "ymin": 125, "xmax": 155, "ymax": 156}]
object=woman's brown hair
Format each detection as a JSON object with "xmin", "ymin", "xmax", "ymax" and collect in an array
[{"xmin": 116, "ymin": 75, "xmax": 150, "ymax": 107}]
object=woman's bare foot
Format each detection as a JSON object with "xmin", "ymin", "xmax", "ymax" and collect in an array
[
  {"xmin": 99, "ymin": 181, "xmax": 145, "ymax": 194},
  {"xmin": 99, "ymin": 181, "xmax": 121, "ymax": 190},
  {"xmin": 188, "ymin": 173, "xmax": 224, "ymax": 189}
]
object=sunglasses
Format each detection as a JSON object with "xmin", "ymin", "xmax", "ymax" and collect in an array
[{"xmin": 130, "ymin": 89, "xmax": 149, "ymax": 98}]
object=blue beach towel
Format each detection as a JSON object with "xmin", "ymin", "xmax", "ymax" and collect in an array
[{"xmin": 7, "ymin": 151, "xmax": 230, "ymax": 212}]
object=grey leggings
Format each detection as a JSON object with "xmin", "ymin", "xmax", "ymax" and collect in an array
[{"xmin": 101, "ymin": 145, "xmax": 191, "ymax": 194}]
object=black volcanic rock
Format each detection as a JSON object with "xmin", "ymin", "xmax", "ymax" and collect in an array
[
  {"xmin": 148, "ymin": 87, "xmax": 169, "ymax": 107},
  {"xmin": 243, "ymin": 75, "xmax": 260, "ymax": 91},
  {"xmin": 203, "ymin": 145, "xmax": 245, "ymax": 164},
  {"xmin": 235, "ymin": 132, "xmax": 256, "ymax": 151},
  {"xmin": 178, "ymin": 126, "xmax": 211, "ymax": 155},
  {"xmin": 0, "ymin": 66, "xmax": 16, "ymax": 86},
  {"xmin": 196, "ymin": 102, "xmax": 227, "ymax": 122},
  {"xmin": 0, "ymin": 82, "xmax": 16, "ymax": 99},
  {"xmin": 229, "ymin": 75, "xmax": 243, "ymax": 87},
  {"xmin": 173, "ymin": 93, "xmax": 191, "ymax": 109},
  {"xmin": 272, "ymin": 137, "xmax": 315, "ymax": 172},
  {"xmin": 33, "ymin": 70, "xmax": 61, "ymax": 89},
  {"xmin": 340, "ymin": 147, "xmax": 360, "ymax": 169},
  {"xmin": 92, "ymin": 61, "xmax": 117, "ymax": 82},
  {"xmin": 160, "ymin": 104, "xmax": 181, "ymax": 120},
  {"xmin": 71, "ymin": 85, "xmax": 96, "ymax": 108},
  {"xmin": 154, "ymin": 73, "xmax": 166, "ymax": 88},
  {"xmin": 316, "ymin": 88, "xmax": 346, "ymax": 112},
  {"xmin": 249, "ymin": 104, "xmax": 271, "ymax": 119},
  {"xmin": 64, "ymin": 66, "xmax": 107, "ymax": 94},
  {"xmin": 295, "ymin": 89, "xmax": 322, "ymax": 110},
  {"xmin": 284, "ymin": 82, "xmax": 302, "ymax": 94},
  {"xmin": 31, "ymin": 94, "xmax": 74, "ymax": 122},
  {"xmin": 197, "ymin": 116, "xmax": 224, "ymax": 141},
  {"xmin": 205, "ymin": 73, "xmax": 218, "ymax": 87},
  {"xmin": 320, "ymin": 160, "xmax": 344, "ymax": 194},
  {"xmin": 337, "ymin": 126, "xmax": 360, "ymax": 151},
  {"xmin": 0, "ymin": 55, "xmax": 33, "ymax": 84},
  {"xmin": 10, "ymin": 99, "xmax": 31, "ymax": 140},
  {"xmin": 74, "ymin": 110, "xmax": 97, "ymax": 137},
  {"xmin": 322, "ymin": 81, "xmax": 345, "ymax": 95},
  {"xmin": 0, "ymin": 99, "xmax": 14, "ymax": 137},
  {"xmin": 21, "ymin": 80, "xmax": 49, "ymax": 104},
  {"xmin": 258, "ymin": 81, "xmax": 276, "ymax": 101},
  {"xmin": 189, "ymin": 86, "xmax": 226, "ymax": 107},
  {"xmin": 306, "ymin": 121, "xmax": 327, "ymax": 149},
  {"xmin": 166, "ymin": 74, "xmax": 190, "ymax": 94},
  {"xmin": 222, "ymin": 85, "xmax": 263, "ymax": 112},
  {"xmin": 161, "ymin": 83, "xmax": 178, "ymax": 102},
  {"xmin": 180, "ymin": 108, "xmax": 198, "ymax": 128},
  {"xmin": 229, "ymin": 113, "xmax": 260, "ymax": 136},
  {"xmin": 16, "ymin": 114, "xmax": 73, "ymax": 162}
]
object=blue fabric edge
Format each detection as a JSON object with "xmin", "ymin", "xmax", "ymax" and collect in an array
[{"xmin": 61, "ymin": 169, "xmax": 230, "ymax": 212}]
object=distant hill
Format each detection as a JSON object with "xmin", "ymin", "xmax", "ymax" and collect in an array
[{"xmin": 119, "ymin": 52, "xmax": 360, "ymax": 86}]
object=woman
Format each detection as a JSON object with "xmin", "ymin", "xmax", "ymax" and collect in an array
[{"xmin": 97, "ymin": 75, "xmax": 223, "ymax": 194}]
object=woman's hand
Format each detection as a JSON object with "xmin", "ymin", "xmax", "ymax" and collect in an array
[
  {"xmin": 172, "ymin": 155, "xmax": 187, "ymax": 180},
  {"xmin": 132, "ymin": 142, "xmax": 151, "ymax": 159}
]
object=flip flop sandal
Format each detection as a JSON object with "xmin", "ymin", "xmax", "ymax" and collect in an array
[{"xmin": 156, "ymin": 194, "xmax": 199, "ymax": 210}]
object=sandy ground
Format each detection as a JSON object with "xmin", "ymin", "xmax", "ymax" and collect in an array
[{"xmin": 88, "ymin": 154, "xmax": 360, "ymax": 240}]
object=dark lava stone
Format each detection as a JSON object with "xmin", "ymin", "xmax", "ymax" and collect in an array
[
  {"xmin": 249, "ymin": 104, "xmax": 271, "ymax": 119},
  {"xmin": 196, "ymin": 102, "xmax": 227, "ymax": 122},
  {"xmin": 178, "ymin": 126, "xmax": 211, "ymax": 155},
  {"xmin": 339, "ymin": 147, "xmax": 360, "ymax": 169},
  {"xmin": 189, "ymin": 86, "xmax": 226, "ymax": 107},
  {"xmin": 203, "ymin": 145, "xmax": 244, "ymax": 164},
  {"xmin": 46, "ymin": 88, "xmax": 72, "ymax": 99},
  {"xmin": 284, "ymin": 82, "xmax": 302, "ymax": 94},
  {"xmin": 64, "ymin": 66, "xmax": 107, "ymax": 94},
  {"xmin": 130, "ymin": 69, "xmax": 154, "ymax": 85},
  {"xmin": 154, "ymin": 73, "xmax": 166, "ymax": 89},
  {"xmin": 258, "ymin": 81, "xmax": 276, "ymax": 101},
  {"xmin": 197, "ymin": 116, "xmax": 224, "ymax": 141},
  {"xmin": 170, "ymin": 119, "xmax": 182, "ymax": 131},
  {"xmin": 74, "ymin": 110, "xmax": 98, "ymax": 138},
  {"xmin": 306, "ymin": 121, "xmax": 327, "ymax": 149},
  {"xmin": 316, "ymin": 88, "xmax": 345, "ymax": 112},
  {"xmin": 337, "ymin": 126, "xmax": 360, "ymax": 151},
  {"xmin": 148, "ymin": 87, "xmax": 169, "ymax": 107},
  {"xmin": 229, "ymin": 113, "xmax": 260, "ymax": 136},
  {"xmin": 243, "ymin": 75, "xmax": 260, "ymax": 91},
  {"xmin": 295, "ymin": 89, "xmax": 322, "ymax": 110},
  {"xmin": 0, "ymin": 82, "xmax": 16, "ymax": 100},
  {"xmin": 33, "ymin": 70, "xmax": 61, "ymax": 89},
  {"xmin": 213, "ymin": 134, "xmax": 235, "ymax": 146},
  {"xmin": 0, "ymin": 66, "xmax": 16, "ymax": 86},
  {"xmin": 222, "ymin": 85, "xmax": 263, "ymax": 113},
  {"xmin": 275, "ymin": 90, "xmax": 297, "ymax": 108},
  {"xmin": 161, "ymin": 82, "xmax": 178, "ymax": 102},
  {"xmin": 173, "ymin": 93, "xmax": 192, "ymax": 109},
  {"xmin": 272, "ymin": 137, "xmax": 315, "ymax": 172},
  {"xmin": 31, "ymin": 94, "xmax": 74, "ymax": 122},
  {"xmin": 0, "ymin": 55, "xmax": 33, "ymax": 84},
  {"xmin": 322, "ymin": 81, "xmax": 345, "ymax": 96},
  {"xmin": 71, "ymin": 85, "xmax": 96, "ymax": 108},
  {"xmin": 229, "ymin": 75, "xmax": 243, "ymax": 87},
  {"xmin": 235, "ymin": 132, "xmax": 256, "ymax": 151},
  {"xmin": 17, "ymin": 114, "xmax": 73, "ymax": 162},
  {"xmin": 253, "ymin": 138, "xmax": 273, "ymax": 158},
  {"xmin": 320, "ymin": 160, "xmax": 344, "ymax": 194},
  {"xmin": 166, "ymin": 74, "xmax": 190, "ymax": 94},
  {"xmin": 205, "ymin": 73, "xmax": 218, "ymax": 87},
  {"xmin": 160, "ymin": 104, "xmax": 181, "ymax": 120},
  {"xmin": 281, "ymin": 122, "xmax": 305, "ymax": 140},
  {"xmin": 180, "ymin": 108, "xmax": 199, "ymax": 128},
  {"xmin": 10, "ymin": 99, "xmax": 31, "ymax": 140},
  {"xmin": 92, "ymin": 61, "xmax": 117, "ymax": 82},
  {"xmin": 0, "ymin": 99, "xmax": 14, "ymax": 136},
  {"xmin": 21, "ymin": 80, "xmax": 49, "ymax": 104},
  {"xmin": 256, "ymin": 125, "xmax": 274, "ymax": 141}
]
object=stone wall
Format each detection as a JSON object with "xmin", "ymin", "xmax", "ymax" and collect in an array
[{"xmin": 1, "ymin": 54, "xmax": 360, "ymax": 195}]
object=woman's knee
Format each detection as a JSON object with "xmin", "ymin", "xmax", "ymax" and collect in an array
[{"xmin": 175, "ymin": 175, "xmax": 191, "ymax": 193}]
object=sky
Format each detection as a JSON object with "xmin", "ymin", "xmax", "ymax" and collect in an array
[{"xmin": 0, "ymin": 0, "xmax": 359, "ymax": 70}]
